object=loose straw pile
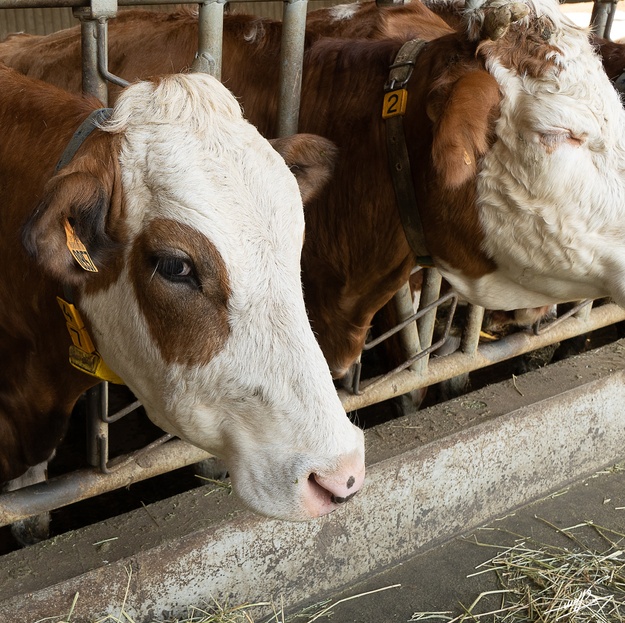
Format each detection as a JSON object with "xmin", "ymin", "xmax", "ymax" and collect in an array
[{"xmin": 411, "ymin": 521, "xmax": 625, "ymax": 622}]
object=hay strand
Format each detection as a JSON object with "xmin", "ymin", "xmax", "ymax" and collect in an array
[{"xmin": 410, "ymin": 521, "xmax": 625, "ymax": 622}]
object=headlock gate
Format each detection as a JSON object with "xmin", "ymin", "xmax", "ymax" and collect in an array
[{"xmin": 1, "ymin": 0, "xmax": 624, "ymax": 530}]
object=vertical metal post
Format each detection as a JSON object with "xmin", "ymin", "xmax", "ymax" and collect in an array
[
  {"xmin": 74, "ymin": 0, "xmax": 118, "ymax": 468},
  {"xmin": 278, "ymin": 0, "xmax": 308, "ymax": 137},
  {"xmin": 84, "ymin": 383, "xmax": 109, "ymax": 468},
  {"xmin": 74, "ymin": 8, "xmax": 108, "ymax": 104},
  {"xmin": 393, "ymin": 282, "xmax": 422, "ymax": 361},
  {"xmin": 191, "ymin": 0, "xmax": 226, "ymax": 78},
  {"xmin": 73, "ymin": 0, "xmax": 118, "ymax": 103},
  {"xmin": 591, "ymin": 0, "xmax": 619, "ymax": 39},
  {"xmin": 461, "ymin": 305, "xmax": 485, "ymax": 354},
  {"xmin": 415, "ymin": 268, "xmax": 443, "ymax": 357}
]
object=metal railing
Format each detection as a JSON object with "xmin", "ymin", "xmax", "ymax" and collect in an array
[{"xmin": 1, "ymin": 0, "xmax": 624, "ymax": 529}]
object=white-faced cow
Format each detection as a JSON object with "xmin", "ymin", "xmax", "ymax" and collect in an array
[
  {"xmin": 0, "ymin": 63, "xmax": 365, "ymax": 523},
  {"xmin": 2, "ymin": 0, "xmax": 624, "ymax": 381}
]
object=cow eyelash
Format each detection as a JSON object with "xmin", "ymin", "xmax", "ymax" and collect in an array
[{"xmin": 152, "ymin": 254, "xmax": 200, "ymax": 289}]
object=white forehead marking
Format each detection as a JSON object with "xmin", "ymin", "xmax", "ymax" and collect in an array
[
  {"xmin": 329, "ymin": 2, "xmax": 361, "ymax": 21},
  {"xmin": 103, "ymin": 74, "xmax": 305, "ymax": 276}
]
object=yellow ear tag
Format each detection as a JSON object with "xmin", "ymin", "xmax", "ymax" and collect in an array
[
  {"xmin": 64, "ymin": 219, "xmax": 98, "ymax": 273},
  {"xmin": 463, "ymin": 150, "xmax": 472, "ymax": 166},
  {"xmin": 57, "ymin": 297, "xmax": 125, "ymax": 385}
]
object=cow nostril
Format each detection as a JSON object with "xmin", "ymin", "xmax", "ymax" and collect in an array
[{"xmin": 346, "ymin": 475, "xmax": 355, "ymax": 489}]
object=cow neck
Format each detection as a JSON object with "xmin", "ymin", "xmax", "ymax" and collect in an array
[
  {"xmin": 382, "ymin": 39, "xmax": 433, "ymax": 268},
  {"xmin": 55, "ymin": 108, "xmax": 124, "ymax": 385}
]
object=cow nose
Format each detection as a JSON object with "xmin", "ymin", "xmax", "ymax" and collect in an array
[{"xmin": 310, "ymin": 462, "xmax": 365, "ymax": 507}]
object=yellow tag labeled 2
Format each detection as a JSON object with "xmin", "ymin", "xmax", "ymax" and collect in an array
[
  {"xmin": 64, "ymin": 219, "xmax": 98, "ymax": 273},
  {"xmin": 382, "ymin": 89, "xmax": 408, "ymax": 119}
]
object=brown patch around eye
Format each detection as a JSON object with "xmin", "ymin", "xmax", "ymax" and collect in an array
[{"xmin": 130, "ymin": 218, "xmax": 231, "ymax": 366}]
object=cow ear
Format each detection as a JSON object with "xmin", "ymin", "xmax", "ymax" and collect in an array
[
  {"xmin": 269, "ymin": 134, "xmax": 338, "ymax": 204},
  {"xmin": 22, "ymin": 168, "xmax": 119, "ymax": 286},
  {"xmin": 428, "ymin": 70, "xmax": 501, "ymax": 188}
]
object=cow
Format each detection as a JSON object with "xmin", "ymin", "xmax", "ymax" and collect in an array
[
  {"xmin": 0, "ymin": 62, "xmax": 366, "ymax": 526},
  {"xmin": 2, "ymin": 0, "xmax": 624, "ymax": 382}
]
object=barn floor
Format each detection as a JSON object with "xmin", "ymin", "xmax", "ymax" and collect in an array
[
  {"xmin": 302, "ymin": 461, "xmax": 625, "ymax": 622},
  {"xmin": 2, "ymin": 338, "xmax": 625, "ymax": 621}
]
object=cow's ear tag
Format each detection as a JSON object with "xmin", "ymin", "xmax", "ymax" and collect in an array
[{"xmin": 64, "ymin": 219, "xmax": 98, "ymax": 273}]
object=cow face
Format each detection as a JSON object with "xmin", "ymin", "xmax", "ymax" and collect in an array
[
  {"xmin": 436, "ymin": 0, "xmax": 625, "ymax": 311},
  {"xmin": 23, "ymin": 74, "xmax": 364, "ymax": 521}
]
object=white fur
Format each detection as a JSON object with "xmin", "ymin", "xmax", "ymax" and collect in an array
[
  {"xmin": 81, "ymin": 74, "xmax": 364, "ymax": 520},
  {"xmin": 329, "ymin": 2, "xmax": 361, "ymax": 21},
  {"xmin": 437, "ymin": 0, "xmax": 625, "ymax": 310}
]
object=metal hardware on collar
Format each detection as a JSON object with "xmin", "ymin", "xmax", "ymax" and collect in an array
[
  {"xmin": 57, "ymin": 297, "xmax": 125, "ymax": 385},
  {"xmin": 383, "ymin": 38, "xmax": 425, "ymax": 92},
  {"xmin": 55, "ymin": 108, "xmax": 113, "ymax": 173},
  {"xmin": 383, "ymin": 39, "xmax": 431, "ymax": 264}
]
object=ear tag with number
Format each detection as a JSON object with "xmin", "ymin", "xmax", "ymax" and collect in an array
[
  {"xmin": 64, "ymin": 219, "xmax": 98, "ymax": 273},
  {"xmin": 382, "ymin": 89, "xmax": 408, "ymax": 119}
]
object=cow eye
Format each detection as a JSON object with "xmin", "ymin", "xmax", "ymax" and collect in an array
[{"xmin": 153, "ymin": 255, "xmax": 200, "ymax": 289}]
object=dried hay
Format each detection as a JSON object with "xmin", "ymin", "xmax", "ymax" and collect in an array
[
  {"xmin": 410, "ymin": 519, "xmax": 625, "ymax": 622},
  {"xmin": 35, "ymin": 569, "xmax": 399, "ymax": 623}
]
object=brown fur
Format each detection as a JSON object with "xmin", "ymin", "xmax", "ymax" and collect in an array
[
  {"xmin": 0, "ymin": 8, "xmax": 502, "ymax": 376},
  {"xmin": 130, "ymin": 219, "xmax": 231, "ymax": 367},
  {"xmin": 477, "ymin": 19, "xmax": 560, "ymax": 78},
  {"xmin": 592, "ymin": 35, "xmax": 625, "ymax": 81},
  {"xmin": 0, "ymin": 64, "xmax": 117, "ymax": 481},
  {"xmin": 305, "ymin": 1, "xmax": 453, "ymax": 40},
  {"xmin": 428, "ymin": 69, "xmax": 501, "ymax": 188}
]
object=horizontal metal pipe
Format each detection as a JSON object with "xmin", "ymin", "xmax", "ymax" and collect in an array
[
  {"xmin": 3, "ymin": 303, "xmax": 623, "ymax": 525},
  {"xmin": 0, "ymin": 440, "xmax": 212, "ymax": 527},
  {"xmin": 339, "ymin": 303, "xmax": 625, "ymax": 412}
]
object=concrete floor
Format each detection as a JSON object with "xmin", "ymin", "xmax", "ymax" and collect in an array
[{"xmin": 312, "ymin": 464, "xmax": 625, "ymax": 622}]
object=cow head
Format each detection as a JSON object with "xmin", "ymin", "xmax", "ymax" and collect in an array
[
  {"xmin": 23, "ymin": 74, "xmax": 364, "ymax": 521},
  {"xmin": 432, "ymin": 0, "xmax": 625, "ymax": 311}
]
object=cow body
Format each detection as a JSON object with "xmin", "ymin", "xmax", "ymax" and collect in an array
[
  {"xmin": 0, "ymin": 63, "xmax": 365, "ymax": 521},
  {"xmin": 2, "ymin": 0, "xmax": 625, "ymax": 381}
]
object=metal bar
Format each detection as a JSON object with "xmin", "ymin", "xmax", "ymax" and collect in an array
[
  {"xmin": 277, "ymin": 0, "xmax": 308, "ymax": 137},
  {"xmin": 74, "ymin": 8, "xmax": 108, "ymax": 104},
  {"xmin": 0, "ymin": 440, "xmax": 212, "ymax": 527},
  {"xmin": 392, "ymin": 281, "xmax": 422, "ymax": 359},
  {"xmin": 591, "ymin": 0, "xmax": 619, "ymax": 39},
  {"xmin": 191, "ymin": 1, "xmax": 226, "ymax": 79},
  {"xmin": 461, "ymin": 304, "xmax": 485, "ymax": 354},
  {"xmin": 534, "ymin": 299, "xmax": 592, "ymax": 335},
  {"xmin": 339, "ymin": 303, "xmax": 625, "ymax": 412},
  {"xmin": 102, "ymin": 398, "xmax": 141, "ymax": 424},
  {"xmin": 415, "ymin": 268, "xmax": 442, "ymax": 351},
  {"xmin": 96, "ymin": 19, "xmax": 130, "ymax": 88},
  {"xmin": 364, "ymin": 294, "xmax": 458, "ymax": 392},
  {"xmin": 85, "ymin": 382, "xmax": 109, "ymax": 468}
]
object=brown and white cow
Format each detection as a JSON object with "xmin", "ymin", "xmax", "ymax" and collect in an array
[
  {"xmin": 0, "ymin": 63, "xmax": 365, "ymax": 522},
  {"xmin": 3, "ymin": 0, "xmax": 625, "ymax": 382}
]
